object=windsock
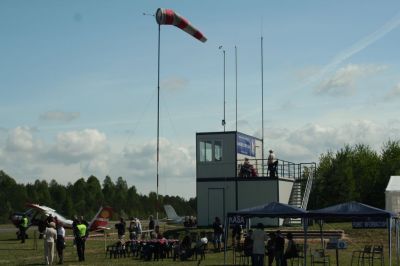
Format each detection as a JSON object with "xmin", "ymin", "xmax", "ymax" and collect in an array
[{"xmin": 155, "ymin": 8, "xmax": 207, "ymax": 43}]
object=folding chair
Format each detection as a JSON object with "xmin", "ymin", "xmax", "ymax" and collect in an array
[
  {"xmin": 371, "ymin": 245, "xmax": 384, "ymax": 266},
  {"xmin": 311, "ymin": 249, "xmax": 330, "ymax": 266},
  {"xmin": 351, "ymin": 245, "xmax": 372, "ymax": 266},
  {"xmin": 290, "ymin": 243, "xmax": 304, "ymax": 266}
]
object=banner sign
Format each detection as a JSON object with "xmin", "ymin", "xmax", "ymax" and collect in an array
[
  {"xmin": 352, "ymin": 217, "xmax": 387, "ymax": 229},
  {"xmin": 228, "ymin": 215, "xmax": 246, "ymax": 227},
  {"xmin": 237, "ymin": 133, "xmax": 256, "ymax": 157}
]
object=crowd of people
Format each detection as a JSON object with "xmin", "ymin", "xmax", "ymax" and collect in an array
[
  {"xmin": 242, "ymin": 224, "xmax": 298, "ymax": 266},
  {"xmin": 18, "ymin": 211, "xmax": 300, "ymax": 266},
  {"xmin": 18, "ymin": 214, "xmax": 89, "ymax": 265}
]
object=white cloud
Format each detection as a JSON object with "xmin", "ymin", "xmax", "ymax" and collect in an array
[
  {"xmin": 161, "ymin": 77, "xmax": 189, "ymax": 92},
  {"xmin": 48, "ymin": 129, "xmax": 108, "ymax": 164},
  {"xmin": 39, "ymin": 111, "xmax": 80, "ymax": 122},
  {"xmin": 315, "ymin": 64, "xmax": 387, "ymax": 96},
  {"xmin": 121, "ymin": 138, "xmax": 195, "ymax": 179},
  {"xmin": 81, "ymin": 155, "xmax": 110, "ymax": 177},
  {"xmin": 270, "ymin": 120, "xmax": 400, "ymax": 163},
  {"xmin": 5, "ymin": 126, "xmax": 43, "ymax": 153},
  {"xmin": 384, "ymin": 83, "xmax": 400, "ymax": 101},
  {"xmin": 2, "ymin": 119, "xmax": 400, "ymax": 198}
]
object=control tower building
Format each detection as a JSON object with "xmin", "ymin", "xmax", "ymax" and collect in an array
[{"xmin": 196, "ymin": 131, "xmax": 315, "ymax": 226}]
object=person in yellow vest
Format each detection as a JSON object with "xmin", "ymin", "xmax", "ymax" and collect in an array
[
  {"xmin": 19, "ymin": 214, "xmax": 29, "ymax": 243},
  {"xmin": 74, "ymin": 218, "xmax": 88, "ymax": 261}
]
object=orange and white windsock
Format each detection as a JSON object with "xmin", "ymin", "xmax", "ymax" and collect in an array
[{"xmin": 155, "ymin": 8, "xmax": 207, "ymax": 43}]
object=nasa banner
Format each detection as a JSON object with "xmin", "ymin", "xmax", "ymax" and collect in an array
[
  {"xmin": 237, "ymin": 133, "xmax": 256, "ymax": 157},
  {"xmin": 228, "ymin": 215, "xmax": 246, "ymax": 227}
]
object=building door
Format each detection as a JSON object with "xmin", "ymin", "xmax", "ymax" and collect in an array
[{"xmin": 208, "ymin": 188, "xmax": 224, "ymax": 225}]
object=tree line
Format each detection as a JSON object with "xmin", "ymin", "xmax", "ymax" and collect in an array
[
  {"xmin": 0, "ymin": 172, "xmax": 196, "ymax": 223},
  {"xmin": 309, "ymin": 140, "xmax": 400, "ymax": 210},
  {"xmin": 2, "ymin": 140, "xmax": 400, "ymax": 224}
]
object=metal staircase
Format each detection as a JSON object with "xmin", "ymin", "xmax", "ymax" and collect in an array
[{"xmin": 284, "ymin": 163, "xmax": 316, "ymax": 226}]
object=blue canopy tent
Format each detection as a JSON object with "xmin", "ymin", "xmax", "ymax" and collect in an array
[
  {"xmin": 228, "ymin": 201, "xmax": 308, "ymax": 218},
  {"xmin": 308, "ymin": 201, "xmax": 397, "ymax": 266},
  {"xmin": 225, "ymin": 202, "xmax": 308, "ymax": 265}
]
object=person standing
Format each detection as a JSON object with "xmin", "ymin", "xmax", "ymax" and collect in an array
[
  {"xmin": 19, "ymin": 214, "xmax": 29, "ymax": 243},
  {"xmin": 275, "ymin": 230, "xmax": 285, "ymax": 266},
  {"xmin": 283, "ymin": 232, "xmax": 298, "ymax": 266},
  {"xmin": 148, "ymin": 215, "xmax": 155, "ymax": 231},
  {"xmin": 231, "ymin": 224, "xmax": 242, "ymax": 247},
  {"xmin": 268, "ymin": 150, "xmax": 278, "ymax": 178},
  {"xmin": 266, "ymin": 232, "xmax": 276, "ymax": 266},
  {"xmin": 128, "ymin": 217, "xmax": 137, "ymax": 240},
  {"xmin": 75, "ymin": 219, "xmax": 87, "ymax": 262},
  {"xmin": 135, "ymin": 218, "xmax": 142, "ymax": 239},
  {"xmin": 115, "ymin": 217, "xmax": 126, "ymax": 241},
  {"xmin": 44, "ymin": 222, "xmax": 57, "ymax": 265},
  {"xmin": 212, "ymin": 217, "xmax": 224, "ymax": 252},
  {"xmin": 251, "ymin": 223, "xmax": 268, "ymax": 266},
  {"xmin": 56, "ymin": 222, "xmax": 65, "ymax": 264}
]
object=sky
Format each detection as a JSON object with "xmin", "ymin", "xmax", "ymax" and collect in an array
[{"xmin": 1, "ymin": 1, "xmax": 400, "ymax": 199}]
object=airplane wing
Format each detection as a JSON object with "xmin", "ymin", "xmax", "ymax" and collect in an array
[
  {"xmin": 26, "ymin": 203, "xmax": 73, "ymax": 227},
  {"xmin": 26, "ymin": 203, "xmax": 55, "ymax": 214}
]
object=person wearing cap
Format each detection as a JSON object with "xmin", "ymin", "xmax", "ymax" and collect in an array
[
  {"xmin": 44, "ymin": 222, "xmax": 57, "ymax": 265},
  {"xmin": 268, "ymin": 150, "xmax": 278, "ymax": 178}
]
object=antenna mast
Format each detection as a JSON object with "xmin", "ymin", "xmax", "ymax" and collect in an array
[
  {"xmin": 261, "ymin": 36, "xmax": 265, "ymax": 176},
  {"xmin": 235, "ymin": 46, "xmax": 238, "ymax": 132}
]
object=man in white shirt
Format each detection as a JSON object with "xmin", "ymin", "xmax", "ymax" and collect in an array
[
  {"xmin": 44, "ymin": 222, "xmax": 57, "ymax": 265},
  {"xmin": 268, "ymin": 150, "xmax": 278, "ymax": 178}
]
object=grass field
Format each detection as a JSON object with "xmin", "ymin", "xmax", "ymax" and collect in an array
[{"xmin": 0, "ymin": 222, "xmax": 395, "ymax": 265}]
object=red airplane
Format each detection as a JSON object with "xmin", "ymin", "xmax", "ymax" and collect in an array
[{"xmin": 10, "ymin": 203, "xmax": 112, "ymax": 239}]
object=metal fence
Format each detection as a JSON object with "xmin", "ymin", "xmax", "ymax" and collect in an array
[{"xmin": 237, "ymin": 158, "xmax": 316, "ymax": 180}]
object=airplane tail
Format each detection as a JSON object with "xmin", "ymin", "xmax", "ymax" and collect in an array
[
  {"xmin": 88, "ymin": 206, "xmax": 112, "ymax": 231},
  {"xmin": 164, "ymin": 205, "xmax": 179, "ymax": 220}
]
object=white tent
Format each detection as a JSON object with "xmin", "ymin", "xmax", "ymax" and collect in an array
[{"xmin": 385, "ymin": 176, "xmax": 400, "ymax": 215}]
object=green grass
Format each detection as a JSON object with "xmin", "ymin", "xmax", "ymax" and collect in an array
[{"xmin": 0, "ymin": 223, "xmax": 396, "ymax": 265}]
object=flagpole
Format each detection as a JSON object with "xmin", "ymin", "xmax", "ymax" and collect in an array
[
  {"xmin": 153, "ymin": 7, "xmax": 207, "ymax": 223},
  {"xmin": 156, "ymin": 23, "xmax": 160, "ymax": 222}
]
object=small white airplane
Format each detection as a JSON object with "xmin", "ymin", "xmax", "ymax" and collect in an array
[
  {"xmin": 10, "ymin": 203, "xmax": 112, "ymax": 239},
  {"xmin": 163, "ymin": 204, "xmax": 186, "ymax": 224}
]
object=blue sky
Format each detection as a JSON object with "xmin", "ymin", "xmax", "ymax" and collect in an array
[{"xmin": 1, "ymin": 1, "xmax": 400, "ymax": 199}]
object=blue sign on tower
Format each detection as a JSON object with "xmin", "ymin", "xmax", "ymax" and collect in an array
[{"xmin": 237, "ymin": 133, "xmax": 256, "ymax": 157}]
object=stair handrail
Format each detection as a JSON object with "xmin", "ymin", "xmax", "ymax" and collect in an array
[{"xmin": 301, "ymin": 163, "xmax": 316, "ymax": 209}]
